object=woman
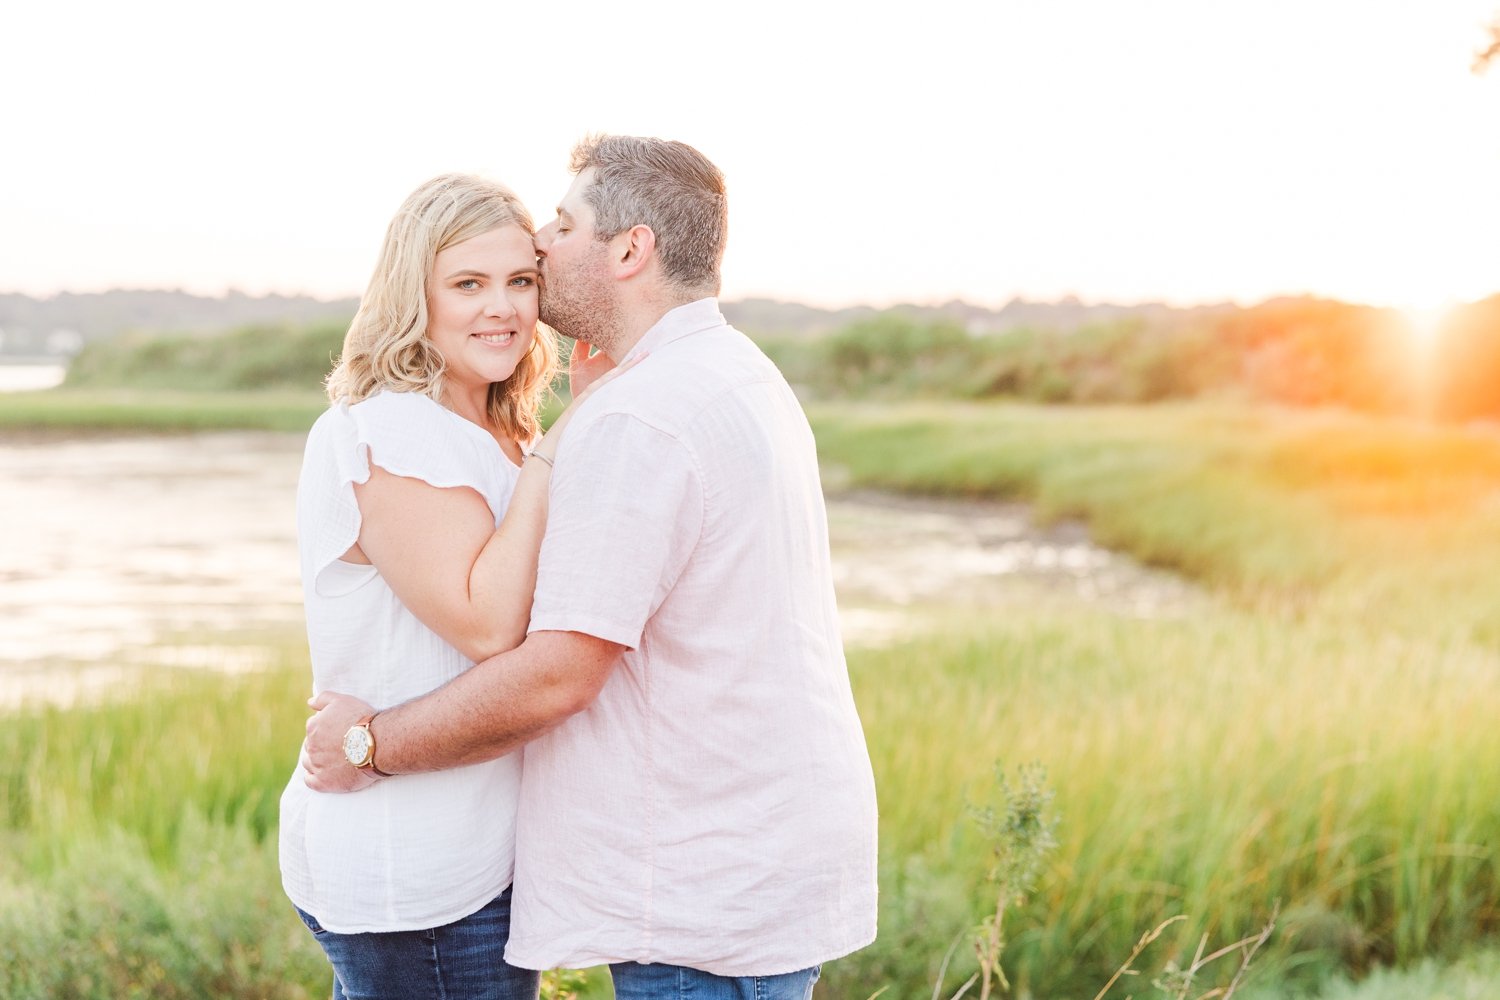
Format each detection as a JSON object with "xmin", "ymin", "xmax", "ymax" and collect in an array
[{"xmin": 278, "ymin": 174, "xmax": 608, "ymax": 1000}]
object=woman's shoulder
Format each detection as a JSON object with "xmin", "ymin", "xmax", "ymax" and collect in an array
[
  {"xmin": 336, "ymin": 390, "xmax": 514, "ymax": 492},
  {"xmin": 348, "ymin": 388, "xmax": 445, "ymax": 420},
  {"xmin": 336, "ymin": 389, "xmax": 474, "ymax": 444},
  {"xmin": 307, "ymin": 391, "xmax": 423, "ymax": 447}
]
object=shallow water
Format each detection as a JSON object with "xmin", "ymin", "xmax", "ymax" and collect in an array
[
  {"xmin": 0, "ymin": 432, "xmax": 1200, "ymax": 706},
  {"xmin": 0, "ymin": 433, "xmax": 306, "ymax": 705},
  {"xmin": 0, "ymin": 362, "xmax": 67, "ymax": 392},
  {"xmin": 825, "ymin": 489, "xmax": 1203, "ymax": 644}
]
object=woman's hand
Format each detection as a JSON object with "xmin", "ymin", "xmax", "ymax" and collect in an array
[
  {"xmin": 568, "ymin": 339, "xmax": 617, "ymax": 399},
  {"xmin": 532, "ymin": 350, "xmax": 645, "ymax": 463}
]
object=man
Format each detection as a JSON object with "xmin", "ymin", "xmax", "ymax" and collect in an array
[{"xmin": 304, "ymin": 135, "xmax": 877, "ymax": 998}]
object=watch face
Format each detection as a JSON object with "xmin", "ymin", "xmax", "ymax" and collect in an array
[{"xmin": 342, "ymin": 726, "xmax": 371, "ymax": 766}]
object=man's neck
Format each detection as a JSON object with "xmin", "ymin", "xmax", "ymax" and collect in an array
[{"xmin": 603, "ymin": 292, "xmax": 711, "ymax": 363}]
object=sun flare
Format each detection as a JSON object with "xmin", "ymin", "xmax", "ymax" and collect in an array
[{"xmin": 1400, "ymin": 301, "xmax": 1458, "ymax": 351}]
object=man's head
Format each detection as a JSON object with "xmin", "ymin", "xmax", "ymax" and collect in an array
[
  {"xmin": 568, "ymin": 135, "xmax": 728, "ymax": 296},
  {"xmin": 536, "ymin": 135, "xmax": 727, "ymax": 353}
]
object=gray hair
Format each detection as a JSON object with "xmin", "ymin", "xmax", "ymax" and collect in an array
[{"xmin": 569, "ymin": 135, "xmax": 728, "ymax": 296}]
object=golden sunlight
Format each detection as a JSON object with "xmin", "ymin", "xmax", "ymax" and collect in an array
[{"xmin": 1401, "ymin": 300, "xmax": 1459, "ymax": 351}]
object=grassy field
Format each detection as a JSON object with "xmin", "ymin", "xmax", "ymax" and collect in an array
[
  {"xmin": 807, "ymin": 402, "xmax": 1500, "ymax": 996},
  {"xmin": 0, "ymin": 388, "xmax": 327, "ymax": 434},
  {"xmin": 810, "ymin": 401, "xmax": 1500, "ymax": 636},
  {"xmin": 0, "ymin": 644, "xmax": 328, "ymax": 999},
  {"xmin": 3, "ymin": 393, "xmax": 1498, "ymax": 998}
]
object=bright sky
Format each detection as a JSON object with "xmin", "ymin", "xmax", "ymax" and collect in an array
[{"xmin": 4, "ymin": 1, "xmax": 1498, "ymax": 312}]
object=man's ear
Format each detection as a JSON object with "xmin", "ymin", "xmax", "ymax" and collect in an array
[{"xmin": 613, "ymin": 224, "xmax": 656, "ymax": 279}]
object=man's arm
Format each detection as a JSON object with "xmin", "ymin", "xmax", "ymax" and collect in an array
[{"xmin": 302, "ymin": 629, "xmax": 622, "ymax": 792}]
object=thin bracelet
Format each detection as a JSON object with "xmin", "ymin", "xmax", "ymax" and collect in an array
[{"xmin": 527, "ymin": 452, "xmax": 554, "ymax": 468}]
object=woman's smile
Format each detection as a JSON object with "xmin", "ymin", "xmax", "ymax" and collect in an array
[{"xmin": 424, "ymin": 223, "xmax": 541, "ymax": 405}]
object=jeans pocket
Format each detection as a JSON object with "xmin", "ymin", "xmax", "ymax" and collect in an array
[{"xmin": 294, "ymin": 905, "xmax": 328, "ymax": 936}]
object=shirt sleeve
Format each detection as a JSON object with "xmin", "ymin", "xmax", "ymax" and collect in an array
[
  {"xmin": 528, "ymin": 411, "xmax": 704, "ymax": 648},
  {"xmin": 297, "ymin": 392, "xmax": 507, "ymax": 597}
]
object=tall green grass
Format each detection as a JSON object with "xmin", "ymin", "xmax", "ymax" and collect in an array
[
  {"xmin": 61, "ymin": 320, "xmax": 347, "ymax": 393},
  {"xmin": 802, "ymin": 402, "xmax": 1500, "ymax": 996},
  {"xmin": 821, "ymin": 609, "xmax": 1500, "ymax": 997},
  {"xmin": 3, "ymin": 658, "xmax": 308, "ymax": 855},
  {"xmin": 5, "ymin": 400, "xmax": 1499, "ymax": 997},
  {"xmin": 9, "ymin": 617, "xmax": 1493, "ymax": 998},
  {"xmin": 810, "ymin": 401, "xmax": 1500, "ymax": 636},
  {"xmin": 1236, "ymin": 948, "xmax": 1500, "ymax": 1000},
  {"xmin": 0, "ymin": 646, "xmax": 328, "ymax": 998},
  {"xmin": 0, "ymin": 388, "xmax": 327, "ymax": 434},
  {"xmin": 0, "ymin": 821, "xmax": 324, "ymax": 1000}
]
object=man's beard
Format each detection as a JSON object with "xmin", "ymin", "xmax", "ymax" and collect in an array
[{"xmin": 539, "ymin": 246, "xmax": 623, "ymax": 356}]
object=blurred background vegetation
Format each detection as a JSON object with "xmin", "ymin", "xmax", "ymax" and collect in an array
[
  {"xmin": 35, "ymin": 292, "xmax": 1500, "ymax": 423},
  {"xmin": 4, "ymin": 291, "xmax": 1500, "ymax": 998},
  {"xmin": 762, "ymin": 296, "xmax": 1500, "ymax": 420}
]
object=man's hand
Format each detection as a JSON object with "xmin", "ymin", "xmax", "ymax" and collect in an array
[{"xmin": 302, "ymin": 690, "xmax": 379, "ymax": 793}]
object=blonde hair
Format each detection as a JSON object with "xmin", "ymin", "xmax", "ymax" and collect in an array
[{"xmin": 326, "ymin": 173, "xmax": 558, "ymax": 442}]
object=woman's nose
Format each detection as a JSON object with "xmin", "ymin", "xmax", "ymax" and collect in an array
[{"xmin": 485, "ymin": 288, "xmax": 517, "ymax": 318}]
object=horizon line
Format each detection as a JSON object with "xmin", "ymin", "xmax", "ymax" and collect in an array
[{"xmin": 4, "ymin": 286, "xmax": 1496, "ymax": 315}]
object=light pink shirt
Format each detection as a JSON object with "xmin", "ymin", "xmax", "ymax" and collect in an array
[{"xmin": 507, "ymin": 299, "xmax": 878, "ymax": 976}]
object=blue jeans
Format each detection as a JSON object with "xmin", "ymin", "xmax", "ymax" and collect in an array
[
  {"xmin": 294, "ymin": 888, "xmax": 539, "ymax": 1000},
  {"xmin": 610, "ymin": 962, "xmax": 821, "ymax": 1000}
]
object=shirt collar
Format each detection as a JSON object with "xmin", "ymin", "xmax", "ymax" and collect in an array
[{"xmin": 622, "ymin": 298, "xmax": 725, "ymax": 363}]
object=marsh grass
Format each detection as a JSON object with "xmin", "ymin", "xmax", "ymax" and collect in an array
[
  {"xmin": 809, "ymin": 401, "xmax": 1500, "ymax": 634},
  {"xmin": 9, "ymin": 613, "xmax": 1492, "ymax": 997},
  {"xmin": 0, "ymin": 820, "xmax": 326, "ymax": 999},
  {"xmin": 5, "ymin": 399, "xmax": 1499, "ymax": 997},
  {"xmin": 806, "ymin": 402, "xmax": 1500, "ymax": 997},
  {"xmin": 60, "ymin": 319, "xmax": 347, "ymax": 394},
  {"xmin": 1233, "ymin": 948, "xmax": 1500, "ymax": 1000},
  {"xmin": 0, "ymin": 636, "xmax": 328, "ymax": 998},
  {"xmin": 1, "ymin": 638, "xmax": 316, "ymax": 856},
  {"xmin": 0, "ymin": 636, "xmax": 618, "ymax": 999},
  {"xmin": 823, "ymin": 606, "xmax": 1500, "ymax": 997},
  {"xmin": 0, "ymin": 388, "xmax": 328, "ymax": 434},
  {"xmin": 0, "ymin": 387, "xmax": 567, "ymax": 436}
]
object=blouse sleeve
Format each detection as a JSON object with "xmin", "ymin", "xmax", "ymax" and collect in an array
[{"xmin": 296, "ymin": 391, "xmax": 510, "ymax": 597}]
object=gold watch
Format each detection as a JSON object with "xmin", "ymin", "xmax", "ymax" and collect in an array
[{"xmin": 341, "ymin": 714, "xmax": 392, "ymax": 777}]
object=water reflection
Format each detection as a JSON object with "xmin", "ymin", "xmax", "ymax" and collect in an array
[
  {"xmin": 0, "ymin": 363, "xmax": 67, "ymax": 392},
  {"xmin": 826, "ymin": 490, "xmax": 1203, "ymax": 645},
  {"xmin": 0, "ymin": 433, "xmax": 306, "ymax": 704},
  {"xmin": 0, "ymin": 433, "xmax": 1201, "ymax": 706}
]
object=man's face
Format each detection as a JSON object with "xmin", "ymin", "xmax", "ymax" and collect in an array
[{"xmin": 535, "ymin": 169, "xmax": 616, "ymax": 345}]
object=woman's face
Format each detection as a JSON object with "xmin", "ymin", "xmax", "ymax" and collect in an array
[{"xmin": 426, "ymin": 223, "xmax": 539, "ymax": 394}]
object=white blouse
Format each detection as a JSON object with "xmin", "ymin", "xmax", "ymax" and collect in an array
[{"xmin": 279, "ymin": 390, "xmax": 524, "ymax": 933}]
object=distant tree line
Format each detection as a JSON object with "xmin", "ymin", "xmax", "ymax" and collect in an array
[
  {"xmin": 61, "ymin": 296, "xmax": 1500, "ymax": 421},
  {"xmin": 0, "ymin": 290, "xmax": 358, "ymax": 358},
  {"xmin": 63, "ymin": 321, "xmax": 349, "ymax": 392},
  {"xmin": 762, "ymin": 296, "xmax": 1500, "ymax": 422}
]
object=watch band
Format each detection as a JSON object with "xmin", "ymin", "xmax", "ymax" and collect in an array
[{"xmin": 355, "ymin": 713, "xmax": 395, "ymax": 778}]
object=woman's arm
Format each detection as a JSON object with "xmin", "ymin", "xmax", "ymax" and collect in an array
[
  {"xmin": 347, "ymin": 360, "xmax": 631, "ymax": 662},
  {"xmin": 349, "ymin": 450, "xmax": 551, "ymax": 663}
]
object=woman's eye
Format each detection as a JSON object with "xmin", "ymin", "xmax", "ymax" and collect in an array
[
  {"xmin": 510, "ymin": 276, "xmax": 535, "ymax": 288},
  {"xmin": 457, "ymin": 279, "xmax": 480, "ymax": 290}
]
